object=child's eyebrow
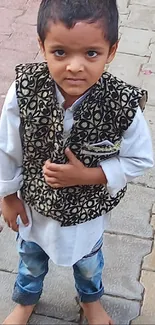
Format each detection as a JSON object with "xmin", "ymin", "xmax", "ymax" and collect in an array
[
  {"xmin": 48, "ymin": 44, "xmax": 105, "ymax": 51},
  {"xmin": 48, "ymin": 44, "xmax": 66, "ymax": 50},
  {"xmin": 85, "ymin": 46, "xmax": 105, "ymax": 51}
]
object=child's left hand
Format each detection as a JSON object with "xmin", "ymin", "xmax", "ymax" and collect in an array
[{"xmin": 43, "ymin": 147, "xmax": 87, "ymax": 188}]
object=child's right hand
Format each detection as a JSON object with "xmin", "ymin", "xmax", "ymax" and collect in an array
[{"xmin": 1, "ymin": 193, "xmax": 29, "ymax": 232}]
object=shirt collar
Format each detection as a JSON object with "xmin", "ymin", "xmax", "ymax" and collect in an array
[{"xmin": 55, "ymin": 84, "xmax": 90, "ymax": 112}]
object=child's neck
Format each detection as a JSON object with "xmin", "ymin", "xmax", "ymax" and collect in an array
[
  {"xmin": 57, "ymin": 86, "xmax": 83, "ymax": 109},
  {"xmin": 63, "ymin": 94, "xmax": 80, "ymax": 110},
  {"xmin": 63, "ymin": 99, "xmax": 76, "ymax": 109}
]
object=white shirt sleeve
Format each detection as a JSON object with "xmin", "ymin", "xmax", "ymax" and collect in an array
[
  {"xmin": 0, "ymin": 81, "xmax": 23, "ymax": 197},
  {"xmin": 100, "ymin": 107, "xmax": 154, "ymax": 197}
]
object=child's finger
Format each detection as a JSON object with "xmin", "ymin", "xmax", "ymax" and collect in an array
[
  {"xmin": 44, "ymin": 159, "xmax": 52, "ymax": 168},
  {"xmin": 50, "ymin": 183, "xmax": 61, "ymax": 189},
  {"xmin": 43, "ymin": 167, "xmax": 58, "ymax": 177},
  {"xmin": 20, "ymin": 210, "xmax": 29, "ymax": 227},
  {"xmin": 44, "ymin": 161, "xmax": 62, "ymax": 172},
  {"xmin": 45, "ymin": 176, "xmax": 58, "ymax": 185},
  {"xmin": 65, "ymin": 148, "xmax": 78, "ymax": 165}
]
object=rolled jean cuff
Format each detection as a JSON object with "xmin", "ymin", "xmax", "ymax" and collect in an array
[
  {"xmin": 77, "ymin": 285, "xmax": 104, "ymax": 303},
  {"xmin": 12, "ymin": 282, "xmax": 42, "ymax": 305}
]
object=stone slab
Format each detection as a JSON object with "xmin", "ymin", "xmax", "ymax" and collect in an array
[
  {"xmin": 119, "ymin": 14, "xmax": 129, "ymax": 27},
  {"xmin": 103, "ymin": 233, "xmax": 151, "ymax": 300},
  {"xmin": 149, "ymin": 43, "xmax": 155, "ymax": 63},
  {"xmin": 151, "ymin": 215, "xmax": 155, "ymax": 230},
  {"xmin": 152, "ymin": 204, "xmax": 155, "ymax": 215},
  {"xmin": 16, "ymin": 1, "xmax": 40, "ymax": 26},
  {"xmin": 0, "ymin": 221, "xmax": 18, "ymax": 273},
  {"xmin": 132, "ymin": 315, "xmax": 155, "ymax": 325},
  {"xmin": 130, "ymin": 0, "xmax": 155, "ymax": 6},
  {"xmin": 0, "ymin": 96, "xmax": 5, "ymax": 113},
  {"xmin": 34, "ymin": 50, "xmax": 43, "ymax": 63},
  {"xmin": 0, "ymin": 0, "xmax": 29, "ymax": 10},
  {"xmin": 36, "ymin": 282, "xmax": 140, "ymax": 325},
  {"xmin": 0, "ymin": 272, "xmax": 16, "ymax": 323},
  {"xmin": 126, "ymin": 5, "xmax": 155, "ymax": 30},
  {"xmin": 100, "ymin": 296, "xmax": 140, "ymax": 325},
  {"xmin": 140, "ymin": 73, "xmax": 155, "ymax": 106},
  {"xmin": 105, "ymin": 184, "xmax": 154, "ymax": 238},
  {"xmin": 132, "ymin": 107, "xmax": 155, "ymax": 188},
  {"xmin": 143, "ymin": 239, "xmax": 155, "ymax": 271},
  {"xmin": 0, "ymin": 8, "xmax": 23, "ymax": 34},
  {"xmin": 0, "ymin": 48, "xmax": 36, "ymax": 96},
  {"xmin": 139, "ymin": 63, "xmax": 155, "ymax": 105},
  {"xmin": 117, "ymin": 0, "xmax": 130, "ymax": 14},
  {"xmin": 118, "ymin": 27, "xmax": 152, "ymax": 56},
  {"xmin": 30, "ymin": 314, "xmax": 77, "ymax": 325},
  {"xmin": 3, "ymin": 23, "xmax": 38, "ymax": 54},
  {"xmin": 132, "ymin": 270, "xmax": 155, "ymax": 324},
  {"xmin": 0, "ymin": 269, "xmax": 140, "ymax": 325},
  {"xmin": 141, "ymin": 62, "xmax": 155, "ymax": 74},
  {"xmin": 108, "ymin": 52, "xmax": 147, "ymax": 87},
  {"xmin": 0, "ymin": 33, "xmax": 10, "ymax": 45}
]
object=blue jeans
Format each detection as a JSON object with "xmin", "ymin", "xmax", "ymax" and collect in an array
[{"xmin": 12, "ymin": 236, "xmax": 104, "ymax": 305}]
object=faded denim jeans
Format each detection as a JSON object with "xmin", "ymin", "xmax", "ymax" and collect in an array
[{"xmin": 13, "ymin": 235, "xmax": 104, "ymax": 305}]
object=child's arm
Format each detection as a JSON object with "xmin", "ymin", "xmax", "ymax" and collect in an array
[
  {"xmin": 99, "ymin": 107, "xmax": 154, "ymax": 197},
  {"xmin": 43, "ymin": 107, "xmax": 153, "ymax": 190},
  {"xmin": 0, "ymin": 82, "xmax": 28, "ymax": 231}
]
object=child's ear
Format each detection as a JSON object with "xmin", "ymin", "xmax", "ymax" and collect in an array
[
  {"xmin": 106, "ymin": 41, "xmax": 119, "ymax": 64},
  {"xmin": 38, "ymin": 37, "xmax": 46, "ymax": 60}
]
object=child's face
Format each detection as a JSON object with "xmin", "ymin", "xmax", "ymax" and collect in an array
[{"xmin": 39, "ymin": 21, "xmax": 117, "ymax": 102}]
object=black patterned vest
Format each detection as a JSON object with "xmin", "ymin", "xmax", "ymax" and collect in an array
[{"xmin": 16, "ymin": 62, "xmax": 147, "ymax": 226}]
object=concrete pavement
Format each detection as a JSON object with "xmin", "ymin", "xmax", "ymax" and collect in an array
[{"xmin": 0, "ymin": 0, "xmax": 155, "ymax": 324}]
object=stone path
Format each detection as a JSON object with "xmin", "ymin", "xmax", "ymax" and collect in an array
[{"xmin": 0, "ymin": 0, "xmax": 155, "ymax": 324}]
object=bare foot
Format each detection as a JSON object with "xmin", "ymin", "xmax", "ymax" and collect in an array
[
  {"xmin": 81, "ymin": 300, "xmax": 114, "ymax": 325},
  {"xmin": 3, "ymin": 304, "xmax": 35, "ymax": 325}
]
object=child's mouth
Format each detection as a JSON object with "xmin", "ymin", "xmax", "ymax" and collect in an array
[{"xmin": 65, "ymin": 78, "xmax": 85, "ymax": 85}]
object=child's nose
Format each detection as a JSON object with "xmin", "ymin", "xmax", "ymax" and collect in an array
[{"xmin": 66, "ymin": 58, "xmax": 84, "ymax": 73}]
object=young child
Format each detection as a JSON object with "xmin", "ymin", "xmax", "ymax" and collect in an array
[{"xmin": 0, "ymin": 0, "xmax": 153, "ymax": 324}]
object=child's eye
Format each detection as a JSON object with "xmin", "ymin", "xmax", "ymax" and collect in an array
[
  {"xmin": 54, "ymin": 50, "xmax": 65, "ymax": 57},
  {"xmin": 87, "ymin": 51, "xmax": 98, "ymax": 58}
]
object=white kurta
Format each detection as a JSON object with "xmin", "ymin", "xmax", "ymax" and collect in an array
[{"xmin": 0, "ymin": 82, "xmax": 153, "ymax": 266}]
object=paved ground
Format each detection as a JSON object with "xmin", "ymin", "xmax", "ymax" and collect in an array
[{"xmin": 0, "ymin": 0, "xmax": 155, "ymax": 324}]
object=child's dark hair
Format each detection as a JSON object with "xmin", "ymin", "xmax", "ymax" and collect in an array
[{"xmin": 37, "ymin": 0, "xmax": 119, "ymax": 48}]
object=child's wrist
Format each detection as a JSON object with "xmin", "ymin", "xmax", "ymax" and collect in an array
[
  {"xmin": 81, "ymin": 167, "xmax": 107, "ymax": 186},
  {"xmin": 3, "ymin": 193, "xmax": 17, "ymax": 201}
]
